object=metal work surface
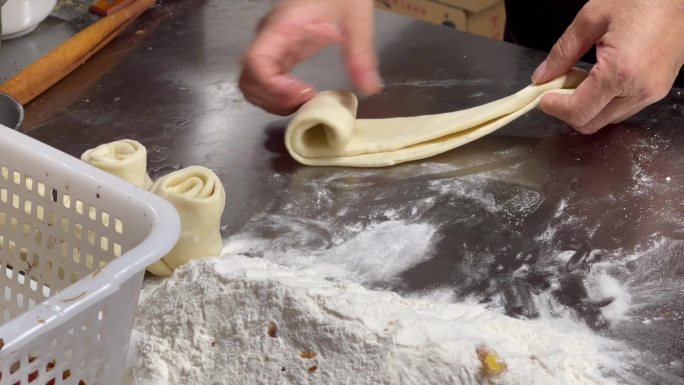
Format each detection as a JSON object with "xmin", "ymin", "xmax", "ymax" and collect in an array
[{"xmin": 2, "ymin": 0, "xmax": 683, "ymax": 383}]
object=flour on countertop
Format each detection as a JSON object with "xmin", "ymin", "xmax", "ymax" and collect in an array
[
  {"xmin": 585, "ymin": 268, "xmax": 632, "ymax": 323},
  {"xmin": 388, "ymin": 78, "xmax": 496, "ymax": 88},
  {"xmin": 223, "ymin": 219, "xmax": 438, "ymax": 286},
  {"xmin": 127, "ymin": 135, "xmax": 683, "ymax": 384},
  {"xmin": 127, "ymin": 254, "xmax": 625, "ymax": 385}
]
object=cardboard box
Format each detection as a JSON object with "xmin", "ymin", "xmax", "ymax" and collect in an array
[
  {"xmin": 436, "ymin": 0, "xmax": 500, "ymax": 13},
  {"xmin": 375, "ymin": 0, "xmax": 506, "ymax": 40}
]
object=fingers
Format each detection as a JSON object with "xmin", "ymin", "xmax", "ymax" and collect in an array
[
  {"xmin": 240, "ymin": 23, "xmax": 341, "ymax": 115},
  {"xmin": 534, "ymin": 0, "xmax": 682, "ymax": 133},
  {"xmin": 240, "ymin": 29, "xmax": 314, "ymax": 115},
  {"xmin": 574, "ymin": 98, "xmax": 642, "ymax": 134},
  {"xmin": 539, "ymin": 64, "xmax": 623, "ymax": 133},
  {"xmin": 608, "ymin": 103, "xmax": 649, "ymax": 127},
  {"xmin": 240, "ymin": 0, "xmax": 382, "ymax": 114},
  {"xmin": 540, "ymin": 80, "xmax": 652, "ymax": 134},
  {"xmin": 532, "ymin": 6, "xmax": 609, "ymax": 84},
  {"xmin": 540, "ymin": 40, "xmax": 674, "ymax": 134},
  {"xmin": 341, "ymin": 1, "xmax": 383, "ymax": 96},
  {"xmin": 239, "ymin": 71, "xmax": 315, "ymax": 115}
]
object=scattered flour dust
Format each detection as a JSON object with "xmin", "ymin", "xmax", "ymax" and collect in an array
[
  {"xmin": 127, "ymin": 254, "xmax": 625, "ymax": 385},
  {"xmin": 223, "ymin": 219, "xmax": 437, "ymax": 285},
  {"xmin": 585, "ymin": 267, "xmax": 633, "ymax": 323}
]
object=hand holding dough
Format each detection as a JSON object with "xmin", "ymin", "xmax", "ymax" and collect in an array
[
  {"xmin": 285, "ymin": 69, "xmax": 588, "ymax": 167},
  {"xmin": 81, "ymin": 139, "xmax": 153, "ymax": 188},
  {"xmin": 146, "ymin": 166, "xmax": 225, "ymax": 277}
]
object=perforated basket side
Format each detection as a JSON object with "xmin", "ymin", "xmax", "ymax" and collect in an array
[
  {"xmin": 0, "ymin": 273, "xmax": 144, "ymax": 385},
  {"xmin": 0, "ymin": 126, "xmax": 180, "ymax": 385}
]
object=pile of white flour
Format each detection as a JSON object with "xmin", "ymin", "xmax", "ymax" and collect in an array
[{"xmin": 127, "ymin": 254, "xmax": 624, "ymax": 385}]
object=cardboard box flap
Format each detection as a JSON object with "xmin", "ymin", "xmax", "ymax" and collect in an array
[{"xmin": 434, "ymin": 0, "xmax": 500, "ymax": 13}]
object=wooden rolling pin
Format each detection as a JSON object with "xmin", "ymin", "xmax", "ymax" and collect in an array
[{"xmin": 0, "ymin": 0, "xmax": 156, "ymax": 105}]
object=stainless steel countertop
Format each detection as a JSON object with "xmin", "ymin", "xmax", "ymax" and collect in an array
[{"xmin": 2, "ymin": 1, "xmax": 683, "ymax": 383}]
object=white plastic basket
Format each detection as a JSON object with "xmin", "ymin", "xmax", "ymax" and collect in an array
[{"xmin": 0, "ymin": 125, "xmax": 180, "ymax": 385}]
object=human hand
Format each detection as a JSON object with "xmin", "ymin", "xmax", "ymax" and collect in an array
[
  {"xmin": 532, "ymin": 0, "xmax": 684, "ymax": 134},
  {"xmin": 239, "ymin": 0, "xmax": 382, "ymax": 115}
]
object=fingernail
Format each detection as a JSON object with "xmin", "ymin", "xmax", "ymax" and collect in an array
[
  {"xmin": 299, "ymin": 87, "xmax": 314, "ymax": 96},
  {"xmin": 274, "ymin": 76, "xmax": 295, "ymax": 87},
  {"xmin": 532, "ymin": 60, "xmax": 548, "ymax": 83},
  {"xmin": 274, "ymin": 76, "xmax": 315, "ymax": 98}
]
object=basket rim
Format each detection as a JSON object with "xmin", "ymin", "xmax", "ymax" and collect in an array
[{"xmin": 0, "ymin": 125, "xmax": 181, "ymax": 357}]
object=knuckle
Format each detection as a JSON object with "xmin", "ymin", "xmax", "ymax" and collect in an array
[
  {"xmin": 576, "ymin": 3, "xmax": 598, "ymax": 21},
  {"xmin": 256, "ymin": 5, "xmax": 283, "ymax": 32},
  {"xmin": 591, "ymin": 61, "xmax": 637, "ymax": 95},
  {"xmin": 638, "ymin": 83, "xmax": 671, "ymax": 103},
  {"xmin": 655, "ymin": 86, "xmax": 671, "ymax": 101},
  {"xmin": 636, "ymin": 86, "xmax": 657, "ymax": 102},
  {"xmin": 238, "ymin": 76, "xmax": 269, "ymax": 109},
  {"xmin": 551, "ymin": 35, "xmax": 573, "ymax": 62},
  {"xmin": 575, "ymin": 123, "xmax": 599, "ymax": 135},
  {"xmin": 575, "ymin": 3, "xmax": 608, "ymax": 29},
  {"xmin": 568, "ymin": 118, "xmax": 589, "ymax": 130},
  {"xmin": 614, "ymin": 65, "xmax": 638, "ymax": 88},
  {"xmin": 565, "ymin": 107, "xmax": 593, "ymax": 128},
  {"xmin": 610, "ymin": 114, "xmax": 629, "ymax": 125},
  {"xmin": 241, "ymin": 51, "xmax": 258, "ymax": 69},
  {"xmin": 241, "ymin": 90, "xmax": 261, "ymax": 108},
  {"xmin": 541, "ymin": 97, "xmax": 591, "ymax": 127}
]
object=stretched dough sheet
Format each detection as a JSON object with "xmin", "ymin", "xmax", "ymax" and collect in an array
[{"xmin": 285, "ymin": 69, "xmax": 587, "ymax": 167}]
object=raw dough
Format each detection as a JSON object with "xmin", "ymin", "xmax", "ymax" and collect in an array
[
  {"xmin": 146, "ymin": 166, "xmax": 225, "ymax": 277},
  {"xmin": 285, "ymin": 69, "xmax": 587, "ymax": 167},
  {"xmin": 81, "ymin": 139, "xmax": 153, "ymax": 188}
]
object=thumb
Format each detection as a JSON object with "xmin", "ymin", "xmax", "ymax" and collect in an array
[
  {"xmin": 532, "ymin": 7, "xmax": 608, "ymax": 84},
  {"xmin": 341, "ymin": 2, "xmax": 383, "ymax": 96}
]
